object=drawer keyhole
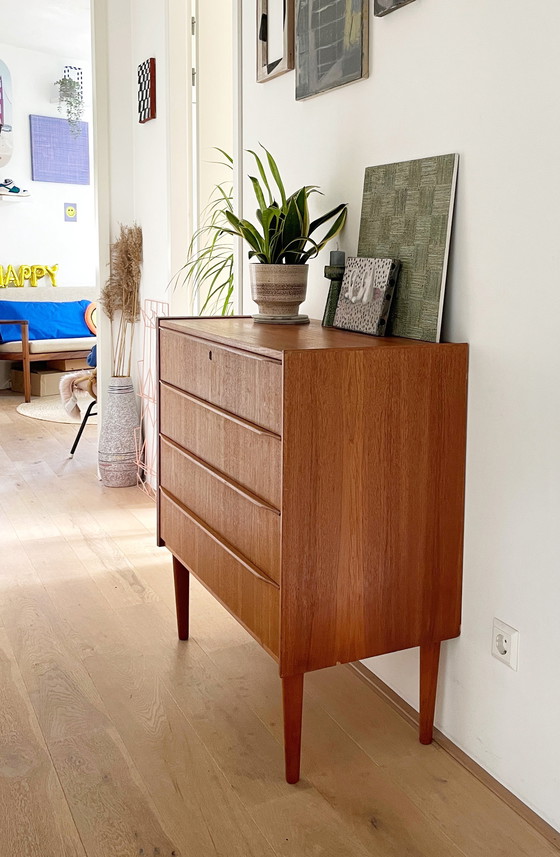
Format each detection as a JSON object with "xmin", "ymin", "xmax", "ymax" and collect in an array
[{"xmin": 208, "ymin": 350, "xmax": 212, "ymax": 361}]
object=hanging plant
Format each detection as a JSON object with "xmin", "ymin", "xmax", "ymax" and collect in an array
[{"xmin": 54, "ymin": 77, "xmax": 84, "ymax": 136}]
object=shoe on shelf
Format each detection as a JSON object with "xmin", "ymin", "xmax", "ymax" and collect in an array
[{"xmin": 0, "ymin": 178, "xmax": 30, "ymax": 197}]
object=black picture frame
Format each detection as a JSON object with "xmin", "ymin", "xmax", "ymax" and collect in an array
[{"xmin": 374, "ymin": 0, "xmax": 416, "ymax": 17}]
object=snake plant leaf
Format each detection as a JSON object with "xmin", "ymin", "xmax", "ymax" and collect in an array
[
  {"xmin": 240, "ymin": 220, "xmax": 266, "ymax": 253},
  {"xmin": 294, "ymin": 186, "xmax": 310, "ymax": 237},
  {"xmin": 287, "ymin": 235, "xmax": 321, "ymax": 263},
  {"xmin": 247, "ymin": 149, "xmax": 273, "ymax": 204},
  {"xmin": 224, "ymin": 210, "xmax": 243, "ymax": 230},
  {"xmin": 311, "ymin": 208, "xmax": 348, "ymax": 255},
  {"xmin": 279, "ymin": 208, "xmax": 300, "ymax": 262},
  {"xmin": 309, "ymin": 202, "xmax": 348, "ymax": 235},
  {"xmin": 280, "ymin": 194, "xmax": 306, "ymax": 263},
  {"xmin": 224, "ymin": 212, "xmax": 264, "ymax": 255},
  {"xmin": 261, "ymin": 144, "xmax": 287, "ymax": 208},
  {"xmin": 249, "ymin": 175, "xmax": 268, "ymax": 215}
]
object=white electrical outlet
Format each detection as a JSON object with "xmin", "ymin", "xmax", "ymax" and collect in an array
[{"xmin": 492, "ymin": 618, "xmax": 519, "ymax": 670}]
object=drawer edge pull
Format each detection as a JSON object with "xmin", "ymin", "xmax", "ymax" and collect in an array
[
  {"xmin": 160, "ymin": 436, "xmax": 281, "ymax": 515},
  {"xmin": 161, "ymin": 327, "xmax": 282, "ymax": 364},
  {"xmin": 160, "ymin": 382, "xmax": 281, "ymax": 440},
  {"xmin": 161, "ymin": 489, "xmax": 280, "ymax": 590}
]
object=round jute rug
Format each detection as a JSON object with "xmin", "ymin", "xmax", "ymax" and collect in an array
[{"xmin": 16, "ymin": 395, "xmax": 97, "ymax": 425}]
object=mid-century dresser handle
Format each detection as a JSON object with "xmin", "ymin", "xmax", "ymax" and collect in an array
[
  {"xmin": 161, "ymin": 489, "xmax": 280, "ymax": 589},
  {"xmin": 160, "ymin": 382, "xmax": 282, "ymax": 439},
  {"xmin": 160, "ymin": 436, "xmax": 281, "ymax": 515},
  {"xmin": 164, "ymin": 328, "xmax": 282, "ymax": 365}
]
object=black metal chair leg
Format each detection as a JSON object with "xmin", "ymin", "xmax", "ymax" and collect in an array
[{"xmin": 69, "ymin": 400, "xmax": 97, "ymax": 458}]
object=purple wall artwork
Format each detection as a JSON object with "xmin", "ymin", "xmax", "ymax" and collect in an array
[{"xmin": 29, "ymin": 114, "xmax": 90, "ymax": 185}]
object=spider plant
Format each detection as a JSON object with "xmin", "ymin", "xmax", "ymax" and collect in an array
[
  {"xmin": 175, "ymin": 150, "xmax": 234, "ymax": 316},
  {"xmin": 222, "ymin": 145, "xmax": 347, "ymax": 265}
]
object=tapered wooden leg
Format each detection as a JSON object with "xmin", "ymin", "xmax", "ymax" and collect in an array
[
  {"xmin": 282, "ymin": 674, "xmax": 304, "ymax": 784},
  {"xmin": 419, "ymin": 641, "xmax": 441, "ymax": 744},
  {"xmin": 22, "ymin": 324, "xmax": 31, "ymax": 403},
  {"xmin": 172, "ymin": 556, "xmax": 189, "ymax": 640}
]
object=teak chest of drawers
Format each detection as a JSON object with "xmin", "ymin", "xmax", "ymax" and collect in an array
[{"xmin": 157, "ymin": 317, "xmax": 468, "ymax": 783}]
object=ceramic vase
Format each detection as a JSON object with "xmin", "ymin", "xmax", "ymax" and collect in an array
[
  {"xmin": 98, "ymin": 376, "xmax": 140, "ymax": 487},
  {"xmin": 250, "ymin": 263, "xmax": 310, "ymax": 324}
]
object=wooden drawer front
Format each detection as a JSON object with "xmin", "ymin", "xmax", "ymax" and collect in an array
[
  {"xmin": 160, "ymin": 438, "xmax": 281, "ymax": 583},
  {"xmin": 160, "ymin": 382, "xmax": 281, "ymax": 509},
  {"xmin": 160, "ymin": 491, "xmax": 280, "ymax": 656},
  {"xmin": 159, "ymin": 329, "xmax": 282, "ymax": 434}
]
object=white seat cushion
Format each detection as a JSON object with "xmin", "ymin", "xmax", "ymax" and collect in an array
[{"xmin": 0, "ymin": 336, "xmax": 96, "ymax": 354}]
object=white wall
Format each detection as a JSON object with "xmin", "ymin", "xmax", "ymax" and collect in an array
[
  {"xmin": 197, "ymin": 0, "xmax": 234, "ymax": 217},
  {"xmin": 93, "ymin": 0, "xmax": 193, "ymax": 479},
  {"xmin": 241, "ymin": 0, "xmax": 560, "ymax": 830},
  {"xmin": 0, "ymin": 43, "xmax": 95, "ymax": 287}
]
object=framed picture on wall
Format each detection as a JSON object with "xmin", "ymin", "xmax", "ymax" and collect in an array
[
  {"xmin": 296, "ymin": 0, "xmax": 369, "ymax": 100},
  {"xmin": 374, "ymin": 0, "xmax": 416, "ymax": 16},
  {"xmin": 257, "ymin": 0, "xmax": 295, "ymax": 82},
  {"xmin": 30, "ymin": 115, "xmax": 90, "ymax": 184},
  {"xmin": 138, "ymin": 57, "xmax": 156, "ymax": 123}
]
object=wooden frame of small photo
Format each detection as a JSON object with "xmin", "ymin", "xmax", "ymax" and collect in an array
[{"xmin": 257, "ymin": 0, "xmax": 295, "ymax": 82}]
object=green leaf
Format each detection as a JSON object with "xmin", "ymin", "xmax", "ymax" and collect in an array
[
  {"xmin": 240, "ymin": 218, "xmax": 266, "ymax": 250},
  {"xmin": 224, "ymin": 210, "xmax": 243, "ymax": 232},
  {"xmin": 247, "ymin": 149, "xmax": 273, "ymax": 203},
  {"xmin": 249, "ymin": 175, "xmax": 268, "ymax": 214},
  {"xmin": 261, "ymin": 144, "xmax": 286, "ymax": 208},
  {"xmin": 309, "ymin": 202, "xmax": 348, "ymax": 235},
  {"xmin": 278, "ymin": 195, "xmax": 305, "ymax": 263},
  {"xmin": 312, "ymin": 208, "xmax": 348, "ymax": 254},
  {"xmin": 213, "ymin": 147, "xmax": 233, "ymax": 164}
]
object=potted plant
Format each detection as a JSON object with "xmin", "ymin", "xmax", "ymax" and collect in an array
[
  {"xmin": 223, "ymin": 146, "xmax": 347, "ymax": 324},
  {"xmin": 54, "ymin": 76, "xmax": 84, "ymax": 136}
]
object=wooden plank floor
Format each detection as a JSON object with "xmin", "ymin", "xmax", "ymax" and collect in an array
[{"xmin": 0, "ymin": 390, "xmax": 557, "ymax": 857}]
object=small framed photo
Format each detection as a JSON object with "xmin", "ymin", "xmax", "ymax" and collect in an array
[
  {"xmin": 257, "ymin": 0, "xmax": 295, "ymax": 82},
  {"xmin": 333, "ymin": 257, "xmax": 400, "ymax": 336},
  {"xmin": 374, "ymin": 0, "xmax": 416, "ymax": 17},
  {"xmin": 138, "ymin": 58, "xmax": 156, "ymax": 123}
]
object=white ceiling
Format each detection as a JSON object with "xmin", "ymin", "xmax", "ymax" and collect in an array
[{"xmin": 0, "ymin": 0, "xmax": 91, "ymax": 59}]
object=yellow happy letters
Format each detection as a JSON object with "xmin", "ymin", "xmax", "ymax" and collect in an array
[{"xmin": 0, "ymin": 265, "xmax": 58, "ymax": 287}]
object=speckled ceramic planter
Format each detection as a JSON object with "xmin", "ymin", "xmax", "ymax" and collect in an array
[
  {"xmin": 250, "ymin": 264, "xmax": 310, "ymax": 324},
  {"xmin": 98, "ymin": 376, "xmax": 140, "ymax": 488}
]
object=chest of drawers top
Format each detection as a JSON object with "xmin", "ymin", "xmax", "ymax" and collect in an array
[{"xmin": 159, "ymin": 316, "xmax": 438, "ymax": 359}]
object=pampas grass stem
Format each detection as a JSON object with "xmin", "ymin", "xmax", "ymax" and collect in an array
[{"xmin": 100, "ymin": 223, "xmax": 143, "ymax": 377}]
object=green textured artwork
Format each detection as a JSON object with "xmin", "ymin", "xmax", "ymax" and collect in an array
[{"xmin": 357, "ymin": 153, "xmax": 459, "ymax": 342}]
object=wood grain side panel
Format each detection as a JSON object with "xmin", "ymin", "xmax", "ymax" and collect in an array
[
  {"xmin": 160, "ymin": 382, "xmax": 282, "ymax": 508},
  {"xmin": 160, "ymin": 438, "xmax": 281, "ymax": 583},
  {"xmin": 159, "ymin": 328, "xmax": 282, "ymax": 433},
  {"xmin": 280, "ymin": 345, "xmax": 468, "ymax": 676},
  {"xmin": 160, "ymin": 492, "xmax": 280, "ymax": 657}
]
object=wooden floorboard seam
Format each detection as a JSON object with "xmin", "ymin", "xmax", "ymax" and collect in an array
[{"xmin": 348, "ymin": 661, "xmax": 560, "ymax": 853}]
